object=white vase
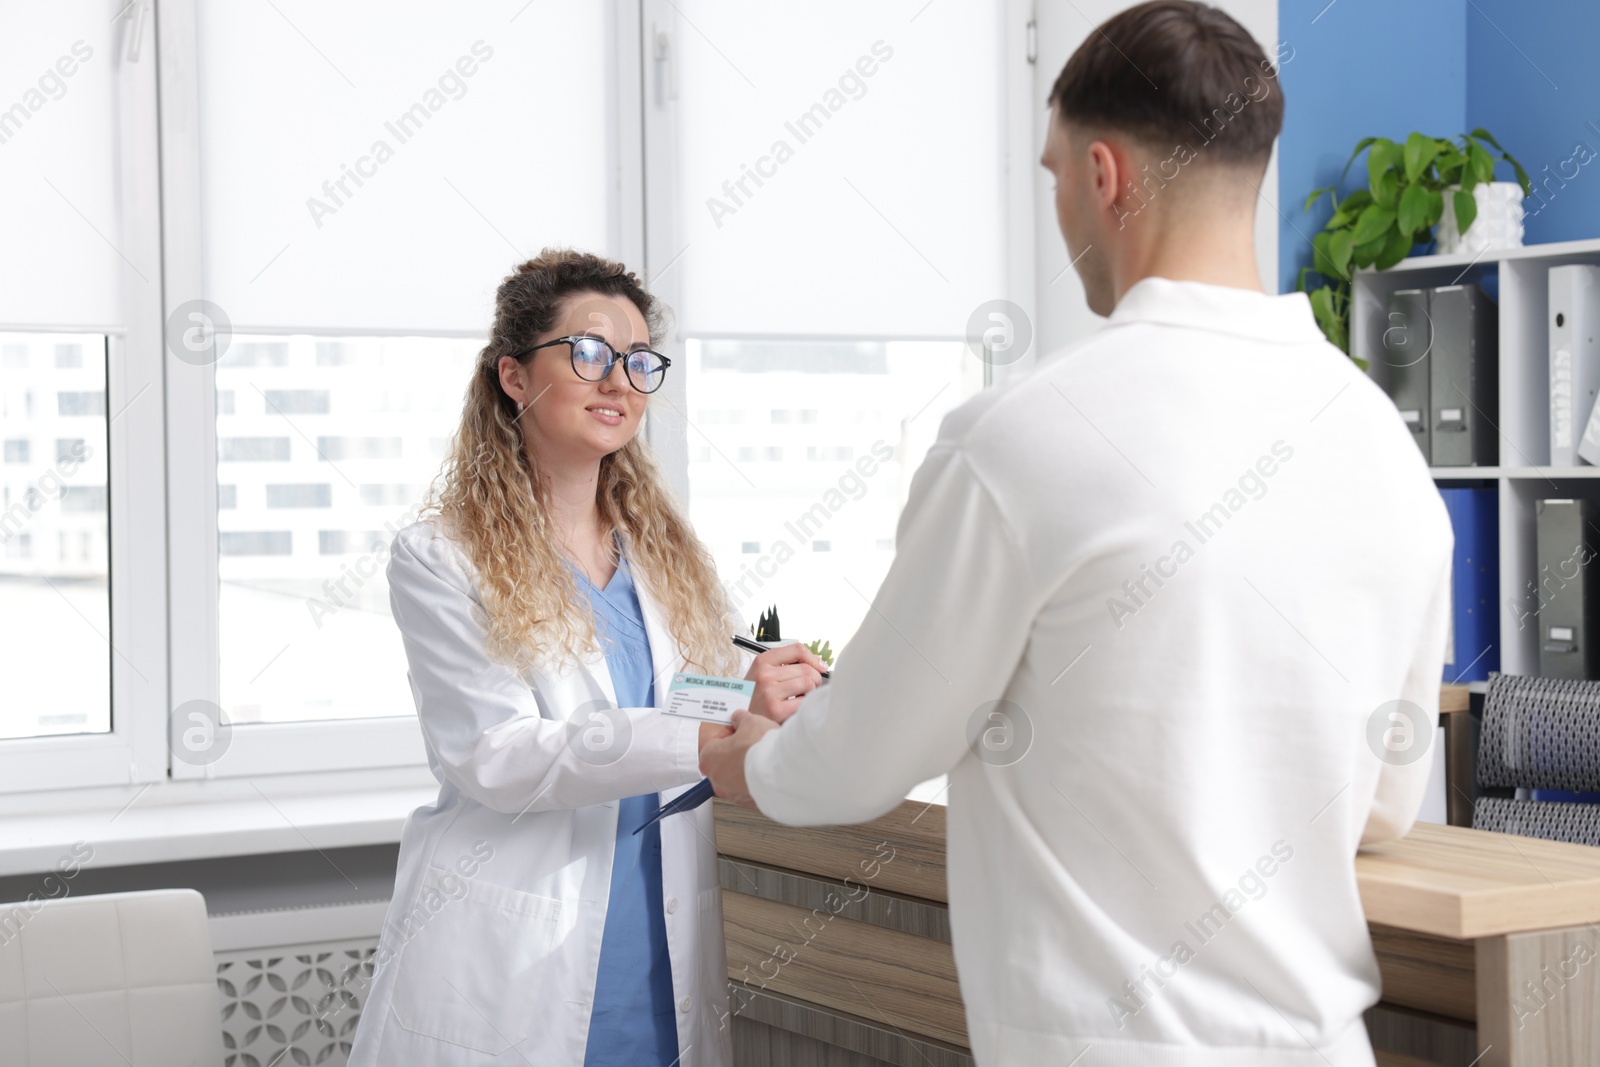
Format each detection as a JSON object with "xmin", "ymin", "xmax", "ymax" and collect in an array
[{"xmin": 1435, "ymin": 180, "xmax": 1525, "ymax": 255}]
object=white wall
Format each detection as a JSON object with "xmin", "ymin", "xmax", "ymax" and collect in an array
[{"xmin": 1029, "ymin": 0, "xmax": 1281, "ymax": 361}]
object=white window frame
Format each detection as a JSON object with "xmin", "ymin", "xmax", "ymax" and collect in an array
[
  {"xmin": 0, "ymin": 6, "xmax": 169, "ymax": 795},
  {"xmin": 2, "ymin": 0, "xmax": 1040, "ymax": 802},
  {"xmin": 157, "ymin": 0, "xmax": 648, "ymax": 779}
]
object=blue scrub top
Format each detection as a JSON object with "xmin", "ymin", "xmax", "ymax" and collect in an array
[{"xmin": 572, "ymin": 548, "xmax": 680, "ymax": 1067}]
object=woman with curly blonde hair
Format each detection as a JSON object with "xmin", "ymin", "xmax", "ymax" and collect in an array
[{"xmin": 349, "ymin": 250, "xmax": 824, "ymax": 1067}]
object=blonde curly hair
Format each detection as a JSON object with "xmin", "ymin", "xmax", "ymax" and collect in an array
[{"xmin": 421, "ymin": 248, "xmax": 740, "ymax": 677}]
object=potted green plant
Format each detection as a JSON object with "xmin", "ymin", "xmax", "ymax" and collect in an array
[
  {"xmin": 749, "ymin": 607, "xmax": 835, "ymax": 666},
  {"xmin": 1296, "ymin": 128, "xmax": 1531, "ymax": 360}
]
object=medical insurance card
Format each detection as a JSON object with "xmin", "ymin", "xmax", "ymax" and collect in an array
[{"xmin": 663, "ymin": 673, "xmax": 755, "ymax": 725}]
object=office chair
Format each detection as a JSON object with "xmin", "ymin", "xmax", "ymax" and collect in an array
[
  {"xmin": 1472, "ymin": 673, "xmax": 1600, "ymax": 847},
  {"xmin": 0, "ymin": 887, "xmax": 223, "ymax": 1066}
]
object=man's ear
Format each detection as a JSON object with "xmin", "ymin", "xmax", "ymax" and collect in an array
[{"xmin": 1087, "ymin": 139, "xmax": 1124, "ymax": 214}]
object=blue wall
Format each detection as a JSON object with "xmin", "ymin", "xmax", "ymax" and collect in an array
[
  {"xmin": 1276, "ymin": 0, "xmax": 1600, "ymax": 292},
  {"xmin": 1275, "ymin": 0, "xmax": 1465, "ymax": 294},
  {"xmin": 1466, "ymin": 0, "xmax": 1600, "ymax": 247}
]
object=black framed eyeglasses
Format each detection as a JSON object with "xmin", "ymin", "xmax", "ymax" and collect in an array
[{"xmin": 522, "ymin": 335, "xmax": 672, "ymax": 394}]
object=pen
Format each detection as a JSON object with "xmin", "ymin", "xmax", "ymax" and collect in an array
[{"xmin": 732, "ymin": 633, "xmax": 831, "ymax": 679}]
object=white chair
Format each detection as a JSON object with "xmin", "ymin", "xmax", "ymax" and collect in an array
[{"xmin": 0, "ymin": 887, "xmax": 223, "ymax": 1066}]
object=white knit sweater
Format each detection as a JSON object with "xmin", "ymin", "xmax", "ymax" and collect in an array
[{"xmin": 746, "ymin": 277, "xmax": 1453, "ymax": 1067}]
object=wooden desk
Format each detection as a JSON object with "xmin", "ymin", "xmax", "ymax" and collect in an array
[
  {"xmin": 717, "ymin": 799, "xmax": 1600, "ymax": 1067},
  {"xmin": 1360, "ymin": 823, "xmax": 1600, "ymax": 1065},
  {"xmin": 1361, "ymin": 822, "xmax": 1600, "ymax": 938}
]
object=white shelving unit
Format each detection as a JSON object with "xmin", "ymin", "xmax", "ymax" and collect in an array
[{"xmin": 1352, "ymin": 236, "xmax": 1600, "ymax": 677}]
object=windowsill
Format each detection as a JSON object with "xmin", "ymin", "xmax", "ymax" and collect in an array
[
  {"xmin": 0, "ymin": 765, "xmax": 438, "ymax": 878},
  {"xmin": 0, "ymin": 771, "xmax": 949, "ymax": 879}
]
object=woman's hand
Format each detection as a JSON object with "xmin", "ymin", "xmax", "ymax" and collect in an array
[{"xmin": 745, "ymin": 642, "xmax": 827, "ymax": 724}]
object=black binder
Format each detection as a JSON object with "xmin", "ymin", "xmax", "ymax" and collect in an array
[
  {"xmin": 1536, "ymin": 498, "xmax": 1598, "ymax": 679},
  {"xmin": 1429, "ymin": 284, "xmax": 1499, "ymax": 467},
  {"xmin": 1378, "ymin": 288, "xmax": 1432, "ymax": 462}
]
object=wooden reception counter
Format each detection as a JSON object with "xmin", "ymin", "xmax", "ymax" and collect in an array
[{"xmin": 715, "ymin": 795, "xmax": 1600, "ymax": 1067}]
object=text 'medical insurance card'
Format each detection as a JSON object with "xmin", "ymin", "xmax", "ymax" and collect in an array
[{"xmin": 664, "ymin": 673, "xmax": 755, "ymax": 725}]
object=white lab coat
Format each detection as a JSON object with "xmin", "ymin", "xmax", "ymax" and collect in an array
[{"xmin": 348, "ymin": 518, "xmax": 739, "ymax": 1067}]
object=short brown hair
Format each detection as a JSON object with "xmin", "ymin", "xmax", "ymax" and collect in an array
[{"xmin": 1049, "ymin": 0, "xmax": 1283, "ymax": 166}]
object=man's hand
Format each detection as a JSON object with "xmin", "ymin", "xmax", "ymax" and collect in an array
[
  {"xmin": 698, "ymin": 721, "xmax": 734, "ymax": 754},
  {"xmin": 699, "ymin": 710, "xmax": 778, "ymax": 808},
  {"xmin": 745, "ymin": 643, "xmax": 827, "ymax": 723}
]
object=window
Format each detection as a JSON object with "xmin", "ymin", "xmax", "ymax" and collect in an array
[
  {"xmin": 0, "ymin": 0, "xmax": 638, "ymax": 787},
  {"xmin": 187, "ymin": 5, "xmax": 613, "ymax": 333},
  {"xmin": 684, "ymin": 339, "xmax": 979, "ymax": 646},
  {"xmin": 656, "ymin": 2, "xmax": 1007, "ymax": 338},
  {"xmin": 213, "ymin": 337, "xmax": 476, "ymax": 730},
  {"xmin": 220, "ymin": 532, "xmax": 294, "ymax": 557},
  {"xmin": 60, "ymin": 486, "xmax": 106, "ymax": 513},
  {"xmin": 315, "ymin": 437, "xmax": 404, "ymax": 462},
  {"xmin": 263, "ymin": 390, "xmax": 330, "ymax": 415},
  {"xmin": 0, "ymin": 0, "xmax": 167, "ymax": 793},
  {"xmin": 158, "ymin": 0, "xmax": 630, "ymax": 775},
  {"xmin": 219, "ymin": 438, "xmax": 291, "ymax": 462},
  {"xmin": 647, "ymin": 0, "xmax": 1012, "ymax": 649},
  {"xmin": 317, "ymin": 342, "xmax": 358, "ymax": 367},
  {"xmin": 319, "ymin": 530, "xmax": 385, "ymax": 556},
  {"xmin": 265, "ymin": 484, "xmax": 333, "ymax": 509},
  {"xmin": 0, "ymin": 333, "xmax": 112, "ymax": 741},
  {"xmin": 0, "ymin": 2, "xmax": 1022, "ymax": 797},
  {"xmin": 222, "ymin": 343, "xmax": 289, "ymax": 369},
  {"xmin": 360, "ymin": 484, "xmax": 416, "ymax": 506},
  {"xmin": 57, "ymin": 391, "xmax": 105, "ymax": 417}
]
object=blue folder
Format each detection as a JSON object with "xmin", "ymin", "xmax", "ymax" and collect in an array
[{"xmin": 1439, "ymin": 487, "xmax": 1499, "ymax": 683}]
